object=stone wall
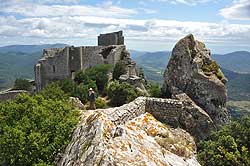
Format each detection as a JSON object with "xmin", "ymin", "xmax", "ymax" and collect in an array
[
  {"xmin": 145, "ymin": 97, "xmax": 215, "ymax": 140},
  {"xmin": 34, "ymin": 31, "xmax": 142, "ymax": 91},
  {"xmin": 57, "ymin": 97, "xmax": 200, "ymax": 166},
  {"xmin": 98, "ymin": 31, "xmax": 124, "ymax": 46},
  {"xmin": 35, "ymin": 45, "xmax": 128, "ymax": 90},
  {"xmin": 0, "ymin": 90, "xmax": 28, "ymax": 102}
]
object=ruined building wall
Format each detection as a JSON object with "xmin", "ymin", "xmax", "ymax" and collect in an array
[
  {"xmin": 98, "ymin": 31, "xmax": 124, "ymax": 46},
  {"xmin": 34, "ymin": 31, "xmax": 138, "ymax": 91},
  {"xmin": 35, "ymin": 45, "xmax": 128, "ymax": 91},
  {"xmin": 35, "ymin": 47, "xmax": 70, "ymax": 91}
]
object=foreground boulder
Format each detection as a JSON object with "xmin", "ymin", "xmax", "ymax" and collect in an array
[
  {"xmin": 57, "ymin": 97, "xmax": 200, "ymax": 166},
  {"xmin": 163, "ymin": 34, "xmax": 229, "ymax": 126}
]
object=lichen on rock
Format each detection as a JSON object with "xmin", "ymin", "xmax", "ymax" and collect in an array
[
  {"xmin": 163, "ymin": 34, "xmax": 229, "ymax": 127},
  {"xmin": 57, "ymin": 98, "xmax": 200, "ymax": 166}
]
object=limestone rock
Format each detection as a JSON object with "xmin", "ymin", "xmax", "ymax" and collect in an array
[
  {"xmin": 163, "ymin": 34, "xmax": 229, "ymax": 127},
  {"xmin": 57, "ymin": 97, "xmax": 200, "ymax": 166},
  {"xmin": 68, "ymin": 97, "xmax": 85, "ymax": 110}
]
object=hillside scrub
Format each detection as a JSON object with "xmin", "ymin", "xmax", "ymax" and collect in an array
[
  {"xmin": 0, "ymin": 84, "xmax": 80, "ymax": 165},
  {"xmin": 198, "ymin": 116, "xmax": 250, "ymax": 166},
  {"xmin": 107, "ymin": 81, "xmax": 144, "ymax": 106},
  {"xmin": 13, "ymin": 78, "xmax": 32, "ymax": 91},
  {"xmin": 112, "ymin": 61, "xmax": 127, "ymax": 80}
]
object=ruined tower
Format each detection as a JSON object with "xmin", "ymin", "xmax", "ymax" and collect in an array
[{"xmin": 34, "ymin": 31, "xmax": 137, "ymax": 91}]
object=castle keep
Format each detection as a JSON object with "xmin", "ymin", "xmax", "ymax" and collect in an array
[{"xmin": 35, "ymin": 31, "xmax": 139, "ymax": 91}]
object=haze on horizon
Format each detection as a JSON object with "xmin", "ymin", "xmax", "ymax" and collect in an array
[{"xmin": 0, "ymin": 0, "xmax": 250, "ymax": 54}]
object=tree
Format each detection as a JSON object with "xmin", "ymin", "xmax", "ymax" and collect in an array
[
  {"xmin": 147, "ymin": 83, "xmax": 161, "ymax": 98},
  {"xmin": 74, "ymin": 64, "xmax": 112, "ymax": 93},
  {"xmin": 112, "ymin": 61, "xmax": 127, "ymax": 80},
  {"xmin": 0, "ymin": 85, "xmax": 79, "ymax": 165},
  {"xmin": 107, "ymin": 81, "xmax": 143, "ymax": 106},
  {"xmin": 198, "ymin": 116, "xmax": 250, "ymax": 166},
  {"xmin": 13, "ymin": 78, "xmax": 32, "ymax": 91}
]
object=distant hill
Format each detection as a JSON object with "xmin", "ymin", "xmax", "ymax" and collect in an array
[
  {"xmin": 222, "ymin": 68, "xmax": 250, "ymax": 101},
  {"xmin": 130, "ymin": 51, "xmax": 171, "ymax": 82},
  {"xmin": 130, "ymin": 50, "xmax": 250, "ymax": 74},
  {"xmin": 0, "ymin": 44, "xmax": 67, "ymax": 54},
  {"xmin": 0, "ymin": 45, "xmax": 250, "ymax": 101},
  {"xmin": 130, "ymin": 50, "xmax": 250, "ymax": 101},
  {"xmin": 0, "ymin": 44, "xmax": 67, "ymax": 90},
  {"xmin": 212, "ymin": 51, "xmax": 250, "ymax": 73}
]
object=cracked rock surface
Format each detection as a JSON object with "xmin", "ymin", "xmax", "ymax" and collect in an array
[
  {"xmin": 57, "ymin": 97, "xmax": 200, "ymax": 166},
  {"xmin": 163, "ymin": 34, "xmax": 229, "ymax": 127}
]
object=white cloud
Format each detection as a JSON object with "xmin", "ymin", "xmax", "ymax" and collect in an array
[
  {"xmin": 0, "ymin": 1, "xmax": 137, "ymax": 18},
  {"xmin": 149, "ymin": 0, "xmax": 217, "ymax": 6},
  {"xmin": 220, "ymin": 0, "xmax": 250, "ymax": 20},
  {"xmin": 1, "ymin": 15, "xmax": 249, "ymax": 44}
]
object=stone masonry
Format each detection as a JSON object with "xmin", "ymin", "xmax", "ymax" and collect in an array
[
  {"xmin": 98, "ymin": 31, "xmax": 124, "ymax": 46},
  {"xmin": 34, "ymin": 31, "xmax": 137, "ymax": 91},
  {"xmin": 57, "ymin": 97, "xmax": 201, "ymax": 166}
]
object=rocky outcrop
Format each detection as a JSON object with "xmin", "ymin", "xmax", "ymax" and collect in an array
[
  {"xmin": 68, "ymin": 97, "xmax": 85, "ymax": 110},
  {"xmin": 57, "ymin": 97, "xmax": 200, "ymax": 166},
  {"xmin": 163, "ymin": 34, "xmax": 229, "ymax": 127}
]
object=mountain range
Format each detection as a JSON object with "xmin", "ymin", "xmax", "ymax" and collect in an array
[{"xmin": 0, "ymin": 44, "xmax": 249, "ymax": 101}]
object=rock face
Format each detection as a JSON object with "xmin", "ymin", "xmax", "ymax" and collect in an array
[
  {"xmin": 57, "ymin": 97, "xmax": 200, "ymax": 166},
  {"xmin": 163, "ymin": 34, "xmax": 229, "ymax": 126}
]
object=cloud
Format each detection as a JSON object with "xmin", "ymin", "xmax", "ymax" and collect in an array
[
  {"xmin": 219, "ymin": 0, "xmax": 250, "ymax": 20},
  {"xmin": 148, "ymin": 0, "xmax": 216, "ymax": 6},
  {"xmin": 1, "ymin": 15, "xmax": 249, "ymax": 44},
  {"xmin": 0, "ymin": 1, "xmax": 137, "ymax": 18}
]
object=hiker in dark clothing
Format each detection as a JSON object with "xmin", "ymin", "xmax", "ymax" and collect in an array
[{"xmin": 88, "ymin": 88, "xmax": 96, "ymax": 110}]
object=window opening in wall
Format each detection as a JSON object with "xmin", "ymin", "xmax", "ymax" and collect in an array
[
  {"xmin": 71, "ymin": 70, "xmax": 75, "ymax": 79},
  {"xmin": 53, "ymin": 65, "xmax": 56, "ymax": 73}
]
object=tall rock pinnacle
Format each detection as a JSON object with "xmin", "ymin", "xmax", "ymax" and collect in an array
[{"xmin": 163, "ymin": 34, "xmax": 229, "ymax": 126}]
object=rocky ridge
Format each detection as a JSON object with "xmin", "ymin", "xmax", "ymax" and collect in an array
[
  {"xmin": 163, "ymin": 34, "xmax": 229, "ymax": 126},
  {"xmin": 57, "ymin": 97, "xmax": 200, "ymax": 166}
]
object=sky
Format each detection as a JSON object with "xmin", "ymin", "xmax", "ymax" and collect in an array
[{"xmin": 0, "ymin": 0, "xmax": 250, "ymax": 53}]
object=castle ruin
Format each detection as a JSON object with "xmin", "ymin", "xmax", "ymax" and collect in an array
[{"xmin": 34, "ymin": 31, "xmax": 141, "ymax": 91}]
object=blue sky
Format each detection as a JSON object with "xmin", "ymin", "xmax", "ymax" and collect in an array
[{"xmin": 0, "ymin": 0, "xmax": 249, "ymax": 53}]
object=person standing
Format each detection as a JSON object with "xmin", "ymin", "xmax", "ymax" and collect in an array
[{"xmin": 88, "ymin": 88, "xmax": 96, "ymax": 110}]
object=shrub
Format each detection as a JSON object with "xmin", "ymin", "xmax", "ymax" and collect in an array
[
  {"xmin": 13, "ymin": 78, "xmax": 32, "ymax": 91},
  {"xmin": 107, "ymin": 81, "xmax": 143, "ymax": 106},
  {"xmin": 198, "ymin": 116, "xmax": 250, "ymax": 166},
  {"xmin": 112, "ymin": 61, "xmax": 127, "ymax": 80},
  {"xmin": 85, "ymin": 97, "xmax": 108, "ymax": 109},
  {"xmin": 147, "ymin": 83, "xmax": 162, "ymax": 98},
  {"xmin": 74, "ymin": 64, "xmax": 112, "ymax": 93},
  {"xmin": 54, "ymin": 78, "xmax": 98, "ymax": 104},
  {"xmin": 0, "ymin": 86, "xmax": 79, "ymax": 165}
]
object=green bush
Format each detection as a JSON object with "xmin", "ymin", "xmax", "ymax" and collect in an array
[
  {"xmin": 107, "ymin": 81, "xmax": 143, "ymax": 106},
  {"xmin": 147, "ymin": 83, "xmax": 162, "ymax": 98},
  {"xmin": 0, "ymin": 85, "xmax": 79, "ymax": 165},
  {"xmin": 112, "ymin": 61, "xmax": 127, "ymax": 80},
  {"xmin": 56, "ymin": 79, "xmax": 97, "ymax": 103},
  {"xmin": 85, "ymin": 97, "xmax": 108, "ymax": 109},
  {"xmin": 74, "ymin": 70, "xmax": 90, "ymax": 85},
  {"xmin": 198, "ymin": 116, "xmax": 250, "ymax": 166},
  {"xmin": 74, "ymin": 64, "xmax": 112, "ymax": 93},
  {"xmin": 13, "ymin": 78, "xmax": 32, "ymax": 91}
]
